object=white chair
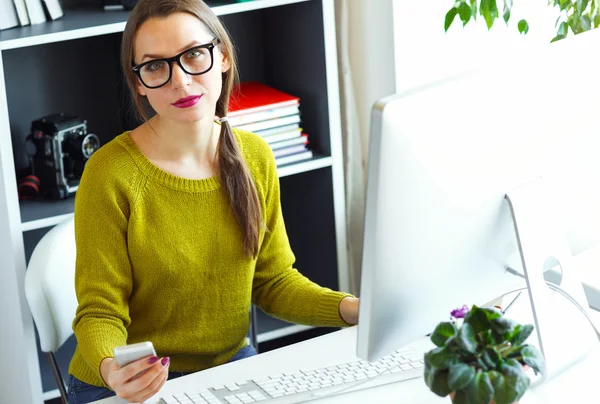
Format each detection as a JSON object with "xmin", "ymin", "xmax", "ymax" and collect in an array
[
  {"xmin": 24, "ymin": 217, "xmax": 260, "ymax": 403},
  {"xmin": 24, "ymin": 217, "xmax": 77, "ymax": 404}
]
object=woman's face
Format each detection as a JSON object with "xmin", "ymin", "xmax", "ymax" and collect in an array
[{"xmin": 133, "ymin": 12, "xmax": 229, "ymax": 124}]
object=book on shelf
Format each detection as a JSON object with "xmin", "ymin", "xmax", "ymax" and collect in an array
[
  {"xmin": 229, "ymin": 81, "xmax": 299, "ymax": 117},
  {"xmin": 270, "ymin": 134, "xmax": 308, "ymax": 150},
  {"xmin": 13, "ymin": 0, "xmax": 30, "ymax": 26},
  {"xmin": 229, "ymin": 82, "xmax": 314, "ymax": 167},
  {"xmin": 42, "ymin": 0, "xmax": 64, "ymax": 20},
  {"xmin": 0, "ymin": 0, "xmax": 20, "ymax": 30},
  {"xmin": 262, "ymin": 127, "xmax": 303, "ymax": 144},
  {"xmin": 276, "ymin": 150, "xmax": 313, "ymax": 167},
  {"xmin": 24, "ymin": 0, "xmax": 46, "ymax": 24}
]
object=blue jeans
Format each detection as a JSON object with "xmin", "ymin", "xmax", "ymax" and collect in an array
[{"xmin": 67, "ymin": 345, "xmax": 257, "ymax": 404}]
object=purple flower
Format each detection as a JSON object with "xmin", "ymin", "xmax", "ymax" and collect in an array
[{"xmin": 450, "ymin": 305, "xmax": 470, "ymax": 319}]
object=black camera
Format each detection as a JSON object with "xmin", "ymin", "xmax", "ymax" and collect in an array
[{"xmin": 26, "ymin": 113, "xmax": 100, "ymax": 199}]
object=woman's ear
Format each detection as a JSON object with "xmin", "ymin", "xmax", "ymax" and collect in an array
[
  {"xmin": 137, "ymin": 80, "xmax": 147, "ymax": 97},
  {"xmin": 221, "ymin": 52, "xmax": 231, "ymax": 73}
]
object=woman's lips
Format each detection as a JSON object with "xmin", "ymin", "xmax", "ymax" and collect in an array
[{"xmin": 173, "ymin": 95, "xmax": 202, "ymax": 108}]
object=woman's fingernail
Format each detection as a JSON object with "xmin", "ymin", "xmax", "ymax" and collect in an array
[
  {"xmin": 148, "ymin": 356, "xmax": 159, "ymax": 364},
  {"xmin": 161, "ymin": 357, "xmax": 170, "ymax": 366}
]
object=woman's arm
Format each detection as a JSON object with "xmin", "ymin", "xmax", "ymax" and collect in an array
[
  {"xmin": 251, "ymin": 144, "xmax": 356, "ymax": 327},
  {"xmin": 71, "ymin": 148, "xmax": 141, "ymax": 384}
]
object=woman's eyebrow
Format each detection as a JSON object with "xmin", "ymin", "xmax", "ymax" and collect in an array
[{"xmin": 140, "ymin": 40, "xmax": 206, "ymax": 61}]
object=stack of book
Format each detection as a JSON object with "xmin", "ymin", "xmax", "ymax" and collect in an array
[
  {"xmin": 0, "ymin": 0, "xmax": 63, "ymax": 31},
  {"xmin": 228, "ymin": 82, "xmax": 313, "ymax": 166}
]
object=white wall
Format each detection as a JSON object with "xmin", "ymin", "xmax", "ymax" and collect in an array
[{"xmin": 393, "ymin": 0, "xmax": 560, "ymax": 92}]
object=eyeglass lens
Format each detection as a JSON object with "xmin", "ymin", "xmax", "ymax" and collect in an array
[{"xmin": 139, "ymin": 46, "xmax": 213, "ymax": 88}]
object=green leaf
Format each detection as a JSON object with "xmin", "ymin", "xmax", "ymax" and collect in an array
[
  {"xmin": 510, "ymin": 324, "xmax": 534, "ymax": 346},
  {"xmin": 503, "ymin": 0, "xmax": 512, "ymax": 24},
  {"xmin": 558, "ymin": 21, "xmax": 568, "ymax": 36},
  {"xmin": 518, "ymin": 19, "xmax": 529, "ymax": 34},
  {"xmin": 492, "ymin": 317, "xmax": 516, "ymax": 335},
  {"xmin": 581, "ymin": 14, "xmax": 592, "ymax": 31},
  {"xmin": 448, "ymin": 363, "xmax": 476, "ymax": 391},
  {"xmin": 492, "ymin": 362, "xmax": 530, "ymax": 404},
  {"xmin": 458, "ymin": 2, "xmax": 472, "ymax": 25},
  {"xmin": 477, "ymin": 357, "xmax": 490, "ymax": 371},
  {"xmin": 431, "ymin": 322, "xmax": 457, "ymax": 347},
  {"xmin": 431, "ymin": 370, "xmax": 453, "ymax": 397},
  {"xmin": 560, "ymin": 0, "xmax": 570, "ymax": 9},
  {"xmin": 424, "ymin": 360, "xmax": 437, "ymax": 390},
  {"xmin": 466, "ymin": 306, "xmax": 493, "ymax": 334},
  {"xmin": 452, "ymin": 390, "xmax": 470, "ymax": 404},
  {"xmin": 482, "ymin": 347, "xmax": 501, "ymax": 369},
  {"xmin": 480, "ymin": 0, "xmax": 499, "ymax": 29},
  {"xmin": 594, "ymin": 13, "xmax": 600, "ymax": 28},
  {"xmin": 425, "ymin": 347, "xmax": 460, "ymax": 369},
  {"xmin": 465, "ymin": 371, "xmax": 495, "ymax": 404},
  {"xmin": 457, "ymin": 323, "xmax": 478, "ymax": 354},
  {"xmin": 445, "ymin": 7, "xmax": 459, "ymax": 32},
  {"xmin": 521, "ymin": 345, "xmax": 547, "ymax": 376},
  {"xmin": 551, "ymin": 34, "xmax": 566, "ymax": 42},
  {"xmin": 470, "ymin": 0, "xmax": 478, "ymax": 20}
]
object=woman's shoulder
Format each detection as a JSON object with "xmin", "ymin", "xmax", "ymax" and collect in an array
[
  {"xmin": 80, "ymin": 132, "xmax": 142, "ymax": 187},
  {"xmin": 233, "ymin": 128, "xmax": 276, "ymax": 173}
]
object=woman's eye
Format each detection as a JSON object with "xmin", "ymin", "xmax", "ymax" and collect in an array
[
  {"xmin": 186, "ymin": 49, "xmax": 203, "ymax": 58},
  {"xmin": 147, "ymin": 62, "xmax": 164, "ymax": 71}
]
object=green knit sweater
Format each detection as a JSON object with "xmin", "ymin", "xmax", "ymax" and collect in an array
[{"xmin": 68, "ymin": 129, "xmax": 352, "ymax": 387}]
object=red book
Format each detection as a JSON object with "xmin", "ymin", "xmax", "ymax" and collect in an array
[{"xmin": 228, "ymin": 82, "xmax": 300, "ymax": 117}]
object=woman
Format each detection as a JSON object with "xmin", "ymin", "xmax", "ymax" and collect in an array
[{"xmin": 67, "ymin": 0, "xmax": 359, "ymax": 403}]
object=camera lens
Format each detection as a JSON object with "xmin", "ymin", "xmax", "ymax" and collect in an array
[{"xmin": 81, "ymin": 134, "xmax": 100, "ymax": 158}]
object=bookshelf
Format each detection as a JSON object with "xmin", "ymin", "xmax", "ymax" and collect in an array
[{"xmin": 0, "ymin": 0, "xmax": 348, "ymax": 402}]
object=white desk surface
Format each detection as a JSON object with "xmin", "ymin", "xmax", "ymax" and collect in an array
[{"xmin": 96, "ymin": 325, "xmax": 599, "ymax": 404}]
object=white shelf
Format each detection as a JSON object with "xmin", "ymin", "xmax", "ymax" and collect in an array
[
  {"xmin": 0, "ymin": 0, "xmax": 311, "ymax": 51},
  {"xmin": 277, "ymin": 155, "xmax": 332, "ymax": 178},
  {"xmin": 257, "ymin": 325, "xmax": 315, "ymax": 343}
]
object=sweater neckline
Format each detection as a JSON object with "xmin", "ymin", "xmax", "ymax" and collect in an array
[{"xmin": 118, "ymin": 132, "xmax": 221, "ymax": 193}]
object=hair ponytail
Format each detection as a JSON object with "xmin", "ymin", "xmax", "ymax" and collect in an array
[{"xmin": 216, "ymin": 107, "xmax": 263, "ymax": 257}]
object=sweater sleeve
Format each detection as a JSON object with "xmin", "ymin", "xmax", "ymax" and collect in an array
[
  {"xmin": 251, "ymin": 148, "xmax": 353, "ymax": 327},
  {"xmin": 71, "ymin": 148, "xmax": 137, "ymax": 385}
]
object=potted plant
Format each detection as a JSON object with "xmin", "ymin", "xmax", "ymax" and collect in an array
[{"xmin": 424, "ymin": 304, "xmax": 546, "ymax": 404}]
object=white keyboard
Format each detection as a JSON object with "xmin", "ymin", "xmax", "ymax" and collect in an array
[{"xmin": 158, "ymin": 347, "xmax": 424, "ymax": 404}]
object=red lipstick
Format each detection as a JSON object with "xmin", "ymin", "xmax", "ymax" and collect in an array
[{"xmin": 173, "ymin": 95, "xmax": 202, "ymax": 108}]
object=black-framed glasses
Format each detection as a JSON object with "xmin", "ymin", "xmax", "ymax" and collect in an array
[{"xmin": 132, "ymin": 38, "xmax": 220, "ymax": 89}]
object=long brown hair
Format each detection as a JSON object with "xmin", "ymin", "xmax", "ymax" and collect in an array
[{"xmin": 121, "ymin": 0, "xmax": 263, "ymax": 257}]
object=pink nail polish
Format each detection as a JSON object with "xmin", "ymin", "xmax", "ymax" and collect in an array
[
  {"xmin": 161, "ymin": 357, "xmax": 170, "ymax": 366},
  {"xmin": 148, "ymin": 356, "xmax": 159, "ymax": 364}
]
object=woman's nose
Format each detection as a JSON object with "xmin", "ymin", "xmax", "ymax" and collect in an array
[{"xmin": 170, "ymin": 62, "xmax": 191, "ymax": 89}]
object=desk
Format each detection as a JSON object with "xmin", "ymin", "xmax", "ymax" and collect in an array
[{"xmin": 96, "ymin": 326, "xmax": 599, "ymax": 404}]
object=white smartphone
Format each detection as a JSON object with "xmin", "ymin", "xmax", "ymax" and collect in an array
[{"xmin": 113, "ymin": 341, "xmax": 156, "ymax": 368}]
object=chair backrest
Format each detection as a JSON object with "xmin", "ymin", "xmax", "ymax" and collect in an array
[{"xmin": 25, "ymin": 217, "xmax": 77, "ymax": 353}]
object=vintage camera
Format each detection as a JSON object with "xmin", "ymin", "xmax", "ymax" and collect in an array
[{"xmin": 27, "ymin": 113, "xmax": 100, "ymax": 199}]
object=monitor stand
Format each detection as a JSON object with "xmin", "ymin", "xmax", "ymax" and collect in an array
[{"xmin": 505, "ymin": 177, "xmax": 598, "ymax": 381}]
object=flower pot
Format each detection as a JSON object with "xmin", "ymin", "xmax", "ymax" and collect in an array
[{"xmin": 449, "ymin": 392, "xmax": 519, "ymax": 404}]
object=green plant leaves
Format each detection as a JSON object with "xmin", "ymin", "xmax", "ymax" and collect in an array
[
  {"xmin": 518, "ymin": 19, "xmax": 529, "ymax": 34},
  {"xmin": 445, "ymin": 7, "xmax": 458, "ymax": 31},
  {"xmin": 480, "ymin": 0, "xmax": 499, "ymax": 29},
  {"xmin": 457, "ymin": 323, "xmax": 477, "ymax": 354},
  {"xmin": 458, "ymin": 2, "xmax": 472, "ymax": 25},
  {"xmin": 446, "ymin": 0, "xmax": 600, "ymax": 41},
  {"xmin": 521, "ymin": 345, "xmax": 546, "ymax": 376},
  {"xmin": 508, "ymin": 323, "xmax": 534, "ymax": 346},
  {"xmin": 490, "ymin": 361, "xmax": 530, "ymax": 404},
  {"xmin": 482, "ymin": 347, "xmax": 501, "ymax": 369},
  {"xmin": 431, "ymin": 370, "xmax": 453, "ymax": 397},
  {"xmin": 465, "ymin": 371, "xmax": 495, "ymax": 404},
  {"xmin": 448, "ymin": 363, "xmax": 476, "ymax": 391},
  {"xmin": 431, "ymin": 322, "xmax": 457, "ymax": 347},
  {"xmin": 425, "ymin": 346, "xmax": 460, "ymax": 369}
]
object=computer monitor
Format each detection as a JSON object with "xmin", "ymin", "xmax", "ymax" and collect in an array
[{"xmin": 356, "ymin": 29, "xmax": 600, "ymax": 379}]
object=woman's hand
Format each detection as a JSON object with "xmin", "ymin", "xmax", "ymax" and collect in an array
[
  {"xmin": 100, "ymin": 355, "xmax": 170, "ymax": 403},
  {"xmin": 339, "ymin": 297, "xmax": 360, "ymax": 325}
]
